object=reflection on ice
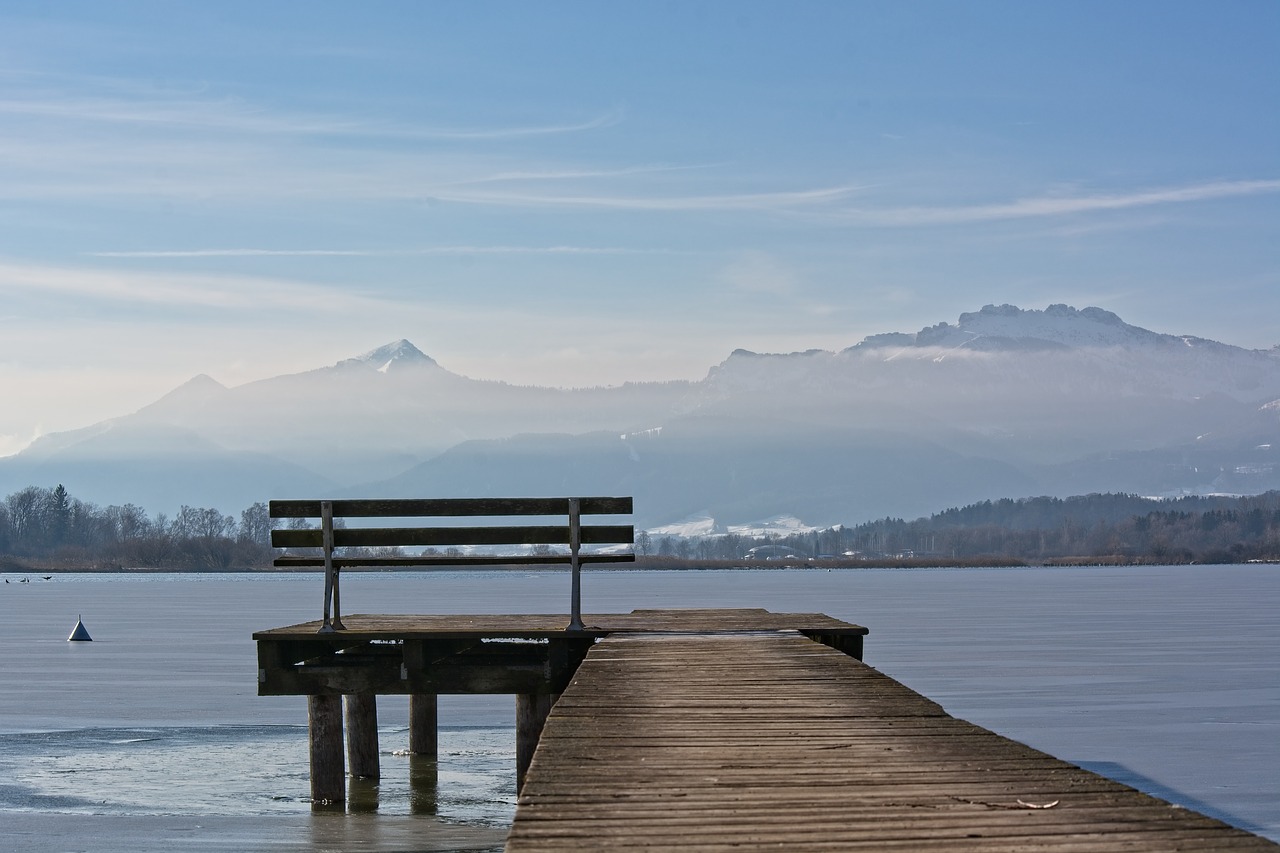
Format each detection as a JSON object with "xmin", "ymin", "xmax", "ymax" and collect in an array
[{"xmin": 0, "ymin": 725, "xmax": 514, "ymax": 823}]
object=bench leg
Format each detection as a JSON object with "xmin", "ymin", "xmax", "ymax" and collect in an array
[
  {"xmin": 319, "ymin": 501, "xmax": 344, "ymax": 632},
  {"xmin": 318, "ymin": 570, "xmax": 346, "ymax": 632},
  {"xmin": 319, "ymin": 569, "xmax": 336, "ymax": 633},
  {"xmin": 330, "ymin": 569, "xmax": 345, "ymax": 631}
]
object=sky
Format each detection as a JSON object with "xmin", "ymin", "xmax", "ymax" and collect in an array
[{"xmin": 1, "ymin": 0, "xmax": 1277, "ymax": 455}]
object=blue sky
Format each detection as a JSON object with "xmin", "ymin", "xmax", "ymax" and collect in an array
[{"xmin": 1, "ymin": 1, "xmax": 1277, "ymax": 453}]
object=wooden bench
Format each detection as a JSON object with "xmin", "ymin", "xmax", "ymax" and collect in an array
[{"xmin": 269, "ymin": 497, "xmax": 634, "ymax": 633}]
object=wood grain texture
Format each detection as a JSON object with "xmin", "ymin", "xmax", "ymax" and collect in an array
[
  {"xmin": 253, "ymin": 609, "xmax": 868, "ymax": 641},
  {"xmin": 269, "ymin": 497, "xmax": 632, "ymax": 518},
  {"xmin": 307, "ymin": 694, "xmax": 344, "ymax": 805},
  {"xmin": 507, "ymin": 631, "xmax": 1277, "ymax": 852},
  {"xmin": 409, "ymin": 693, "xmax": 437, "ymax": 759},
  {"xmin": 272, "ymin": 553, "xmax": 635, "ymax": 568},
  {"xmin": 268, "ymin": 496, "xmax": 634, "ymax": 570},
  {"xmin": 272, "ymin": 524, "xmax": 634, "ymax": 549},
  {"xmin": 344, "ymin": 692, "xmax": 380, "ymax": 779}
]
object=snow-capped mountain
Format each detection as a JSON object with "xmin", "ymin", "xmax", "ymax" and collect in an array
[
  {"xmin": 339, "ymin": 339, "xmax": 440, "ymax": 373},
  {"xmin": 3, "ymin": 305, "xmax": 1278, "ymax": 527},
  {"xmin": 873, "ymin": 303, "xmax": 1170, "ymax": 350},
  {"xmin": 712, "ymin": 304, "xmax": 1277, "ymax": 403}
]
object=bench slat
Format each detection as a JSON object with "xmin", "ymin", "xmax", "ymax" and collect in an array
[
  {"xmin": 269, "ymin": 497, "xmax": 632, "ymax": 519},
  {"xmin": 273, "ymin": 553, "xmax": 635, "ymax": 568},
  {"xmin": 272, "ymin": 524, "xmax": 634, "ymax": 549}
]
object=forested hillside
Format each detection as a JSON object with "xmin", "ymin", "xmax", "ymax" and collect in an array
[{"xmin": 743, "ymin": 493, "xmax": 1280, "ymax": 565}]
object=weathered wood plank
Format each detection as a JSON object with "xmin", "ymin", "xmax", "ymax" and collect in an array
[
  {"xmin": 272, "ymin": 553, "xmax": 635, "ymax": 568},
  {"xmin": 272, "ymin": 524, "xmax": 634, "ymax": 549},
  {"xmin": 252, "ymin": 610, "xmax": 868, "ymax": 640},
  {"xmin": 507, "ymin": 838, "xmax": 1273, "ymax": 853},
  {"xmin": 507, "ymin": 631, "xmax": 1277, "ymax": 852},
  {"xmin": 269, "ymin": 496, "xmax": 632, "ymax": 518}
]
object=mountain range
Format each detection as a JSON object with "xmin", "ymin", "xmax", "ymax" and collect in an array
[{"xmin": 4, "ymin": 304, "xmax": 1279, "ymax": 531}]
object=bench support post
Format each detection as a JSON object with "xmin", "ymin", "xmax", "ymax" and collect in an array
[
  {"xmin": 345, "ymin": 692, "xmax": 380, "ymax": 779},
  {"xmin": 319, "ymin": 500, "xmax": 344, "ymax": 633},
  {"xmin": 308, "ymin": 694, "xmax": 345, "ymax": 806},
  {"xmin": 568, "ymin": 497, "xmax": 584, "ymax": 630}
]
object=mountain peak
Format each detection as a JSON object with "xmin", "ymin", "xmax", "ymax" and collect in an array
[
  {"xmin": 850, "ymin": 304, "xmax": 1168, "ymax": 352},
  {"xmin": 346, "ymin": 339, "xmax": 438, "ymax": 373},
  {"xmin": 951, "ymin": 303, "xmax": 1161, "ymax": 348},
  {"xmin": 144, "ymin": 373, "xmax": 228, "ymax": 407},
  {"xmin": 129, "ymin": 373, "xmax": 230, "ymax": 424}
]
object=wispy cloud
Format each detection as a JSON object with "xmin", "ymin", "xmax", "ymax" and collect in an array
[
  {"xmin": 435, "ymin": 183, "xmax": 865, "ymax": 212},
  {"xmin": 86, "ymin": 245, "xmax": 677, "ymax": 259},
  {"xmin": 88, "ymin": 249, "xmax": 372, "ymax": 259},
  {"xmin": 0, "ymin": 83, "xmax": 622, "ymax": 141},
  {"xmin": 845, "ymin": 179, "xmax": 1280, "ymax": 226},
  {"xmin": 415, "ymin": 111, "xmax": 622, "ymax": 141},
  {"xmin": 0, "ymin": 70, "xmax": 854, "ymax": 213},
  {"xmin": 0, "ymin": 258, "xmax": 388, "ymax": 313},
  {"xmin": 448, "ymin": 162, "xmax": 725, "ymax": 185}
]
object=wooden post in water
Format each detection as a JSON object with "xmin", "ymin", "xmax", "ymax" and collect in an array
[
  {"xmin": 308, "ymin": 694, "xmax": 345, "ymax": 805},
  {"xmin": 345, "ymin": 693, "xmax": 380, "ymax": 779},
  {"xmin": 409, "ymin": 755, "xmax": 439, "ymax": 815},
  {"xmin": 515, "ymin": 693, "xmax": 556, "ymax": 792},
  {"xmin": 408, "ymin": 694, "xmax": 439, "ymax": 814},
  {"xmin": 409, "ymin": 694, "xmax": 438, "ymax": 759}
]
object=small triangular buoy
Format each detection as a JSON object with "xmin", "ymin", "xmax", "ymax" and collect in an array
[{"xmin": 68, "ymin": 616, "xmax": 92, "ymax": 642}]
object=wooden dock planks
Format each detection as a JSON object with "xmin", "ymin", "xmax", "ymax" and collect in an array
[
  {"xmin": 254, "ymin": 609, "xmax": 866, "ymax": 698},
  {"xmin": 252, "ymin": 608, "xmax": 866, "ymax": 640},
  {"xmin": 508, "ymin": 631, "xmax": 1277, "ymax": 852}
]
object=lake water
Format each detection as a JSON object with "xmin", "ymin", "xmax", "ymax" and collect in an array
[{"xmin": 1, "ymin": 565, "xmax": 1277, "ymax": 850}]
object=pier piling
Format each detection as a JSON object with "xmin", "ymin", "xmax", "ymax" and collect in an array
[
  {"xmin": 344, "ymin": 692, "xmax": 379, "ymax": 779},
  {"xmin": 516, "ymin": 693, "xmax": 556, "ymax": 793},
  {"xmin": 408, "ymin": 693, "xmax": 437, "ymax": 759},
  {"xmin": 307, "ymin": 694, "xmax": 345, "ymax": 806}
]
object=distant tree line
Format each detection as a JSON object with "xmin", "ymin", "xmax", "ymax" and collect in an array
[
  {"xmin": 642, "ymin": 492, "xmax": 1280, "ymax": 566},
  {"xmin": 0, "ymin": 484, "xmax": 272, "ymax": 571},
  {"xmin": 825, "ymin": 492, "xmax": 1280, "ymax": 564},
  {"xmin": 5, "ymin": 484, "xmax": 1280, "ymax": 571}
]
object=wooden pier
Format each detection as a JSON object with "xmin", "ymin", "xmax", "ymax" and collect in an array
[
  {"xmin": 254, "ymin": 608, "xmax": 863, "ymax": 799},
  {"xmin": 254, "ymin": 608, "xmax": 1277, "ymax": 850}
]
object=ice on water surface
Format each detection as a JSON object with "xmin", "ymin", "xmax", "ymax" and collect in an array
[{"xmin": 0, "ymin": 567, "xmax": 1276, "ymax": 843}]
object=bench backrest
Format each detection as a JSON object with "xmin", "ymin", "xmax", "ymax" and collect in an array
[
  {"xmin": 269, "ymin": 497, "xmax": 634, "ymax": 632},
  {"xmin": 270, "ymin": 497, "xmax": 633, "ymax": 566}
]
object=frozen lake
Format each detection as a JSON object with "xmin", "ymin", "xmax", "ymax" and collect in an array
[{"xmin": 1, "ymin": 565, "xmax": 1276, "ymax": 850}]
